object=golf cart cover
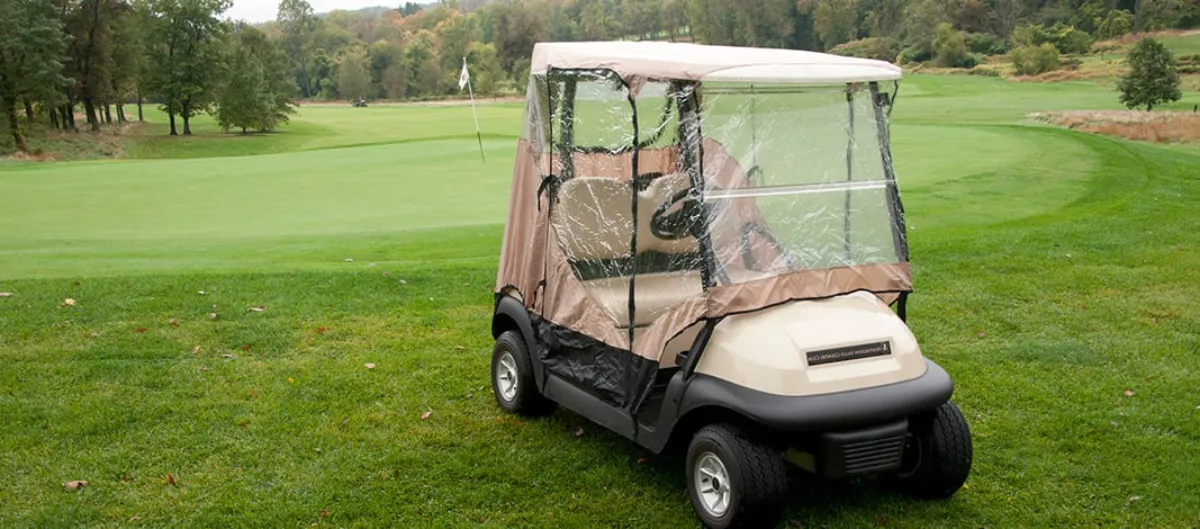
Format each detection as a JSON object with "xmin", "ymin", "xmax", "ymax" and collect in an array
[{"xmin": 497, "ymin": 44, "xmax": 911, "ymax": 410}]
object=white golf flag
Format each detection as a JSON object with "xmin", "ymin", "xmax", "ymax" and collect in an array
[{"xmin": 458, "ymin": 58, "xmax": 470, "ymax": 91}]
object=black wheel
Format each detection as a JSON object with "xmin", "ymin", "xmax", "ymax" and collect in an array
[
  {"xmin": 490, "ymin": 330, "xmax": 554, "ymax": 416},
  {"xmin": 686, "ymin": 423, "xmax": 788, "ymax": 529},
  {"xmin": 889, "ymin": 400, "xmax": 973, "ymax": 499}
]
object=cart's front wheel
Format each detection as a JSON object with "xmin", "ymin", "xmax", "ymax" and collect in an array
[
  {"xmin": 490, "ymin": 330, "xmax": 554, "ymax": 416},
  {"xmin": 889, "ymin": 400, "xmax": 973, "ymax": 499},
  {"xmin": 686, "ymin": 423, "xmax": 787, "ymax": 529}
]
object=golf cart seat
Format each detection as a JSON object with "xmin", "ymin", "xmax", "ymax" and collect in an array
[{"xmin": 554, "ymin": 174, "xmax": 702, "ymax": 327}]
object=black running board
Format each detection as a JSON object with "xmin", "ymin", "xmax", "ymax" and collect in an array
[{"xmin": 543, "ymin": 375, "xmax": 637, "ymax": 442}]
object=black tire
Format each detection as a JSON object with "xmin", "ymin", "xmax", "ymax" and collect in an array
[
  {"xmin": 889, "ymin": 400, "xmax": 973, "ymax": 499},
  {"xmin": 686, "ymin": 423, "xmax": 788, "ymax": 529},
  {"xmin": 490, "ymin": 330, "xmax": 555, "ymax": 416}
]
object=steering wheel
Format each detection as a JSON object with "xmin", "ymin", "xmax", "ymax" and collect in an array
[
  {"xmin": 650, "ymin": 188, "xmax": 705, "ymax": 240},
  {"xmin": 740, "ymin": 223, "xmax": 799, "ymax": 272}
]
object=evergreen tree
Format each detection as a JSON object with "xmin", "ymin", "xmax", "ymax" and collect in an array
[{"xmin": 1117, "ymin": 37, "xmax": 1182, "ymax": 111}]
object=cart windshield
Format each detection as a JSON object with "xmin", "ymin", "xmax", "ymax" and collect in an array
[{"xmin": 697, "ymin": 82, "xmax": 907, "ymax": 285}]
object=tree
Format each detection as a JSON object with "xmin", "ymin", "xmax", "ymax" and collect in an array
[
  {"xmin": 402, "ymin": 30, "xmax": 441, "ymax": 98},
  {"xmin": 63, "ymin": 0, "xmax": 125, "ymax": 132},
  {"xmin": 216, "ymin": 23, "xmax": 296, "ymax": 133},
  {"xmin": 1117, "ymin": 37, "xmax": 1181, "ymax": 111},
  {"xmin": 143, "ymin": 0, "xmax": 231, "ymax": 135},
  {"xmin": 805, "ymin": 0, "xmax": 859, "ymax": 50},
  {"xmin": 489, "ymin": 0, "xmax": 545, "ymax": 73},
  {"xmin": 278, "ymin": 0, "xmax": 319, "ymax": 97},
  {"xmin": 0, "ymin": 0, "xmax": 69, "ymax": 152},
  {"xmin": 334, "ymin": 45, "xmax": 372, "ymax": 100}
]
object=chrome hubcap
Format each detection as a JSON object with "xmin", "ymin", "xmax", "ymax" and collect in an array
[
  {"xmin": 496, "ymin": 351, "xmax": 518, "ymax": 402},
  {"xmin": 695, "ymin": 452, "xmax": 731, "ymax": 517}
]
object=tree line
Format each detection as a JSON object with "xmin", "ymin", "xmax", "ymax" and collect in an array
[
  {"xmin": 1, "ymin": 0, "xmax": 296, "ymax": 152},
  {"xmin": 3, "ymin": 0, "xmax": 1196, "ymax": 153}
]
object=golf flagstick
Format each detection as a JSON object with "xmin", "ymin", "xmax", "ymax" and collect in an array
[{"xmin": 459, "ymin": 57, "xmax": 485, "ymax": 163}]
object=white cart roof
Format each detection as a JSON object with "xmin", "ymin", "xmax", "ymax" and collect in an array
[{"xmin": 531, "ymin": 41, "xmax": 903, "ymax": 84}]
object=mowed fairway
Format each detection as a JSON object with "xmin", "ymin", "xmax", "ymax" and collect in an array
[{"xmin": 2, "ymin": 76, "xmax": 1199, "ymax": 527}]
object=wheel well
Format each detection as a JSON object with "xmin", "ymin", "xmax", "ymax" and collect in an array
[
  {"xmin": 492, "ymin": 313, "xmax": 519, "ymax": 339},
  {"xmin": 666, "ymin": 405, "xmax": 767, "ymax": 452}
]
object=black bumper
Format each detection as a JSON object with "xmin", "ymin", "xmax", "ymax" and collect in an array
[{"xmin": 678, "ymin": 359, "xmax": 954, "ymax": 434}]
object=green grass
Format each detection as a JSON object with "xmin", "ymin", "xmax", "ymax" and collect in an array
[
  {"xmin": 1160, "ymin": 31, "xmax": 1200, "ymax": 56},
  {"xmin": 2, "ymin": 74, "xmax": 1200, "ymax": 527}
]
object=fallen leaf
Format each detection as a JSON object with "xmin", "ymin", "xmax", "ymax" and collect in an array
[
  {"xmin": 85, "ymin": 331, "xmax": 101, "ymax": 338},
  {"xmin": 288, "ymin": 377, "xmax": 295, "ymax": 384},
  {"xmin": 0, "ymin": 292, "xmax": 13, "ymax": 298},
  {"xmin": 874, "ymin": 514, "xmax": 887, "ymax": 526},
  {"xmin": 73, "ymin": 281, "xmax": 80, "ymax": 286},
  {"xmin": 249, "ymin": 390, "xmax": 257, "ymax": 398},
  {"xmin": 320, "ymin": 509, "xmax": 328, "ymax": 519},
  {"xmin": 63, "ymin": 480, "xmax": 88, "ymax": 492},
  {"xmin": 1124, "ymin": 389, "xmax": 1136, "ymax": 397},
  {"xmin": 135, "ymin": 327, "xmax": 148, "ymax": 334},
  {"xmin": 168, "ymin": 318, "xmax": 179, "ymax": 326},
  {"xmin": 974, "ymin": 329, "xmax": 986, "ymax": 338},
  {"xmin": 62, "ymin": 298, "xmax": 77, "ymax": 307},
  {"xmin": 199, "ymin": 366, "xmax": 211, "ymax": 372},
  {"xmin": 246, "ymin": 306, "xmax": 266, "ymax": 312},
  {"xmin": 316, "ymin": 326, "xmax": 327, "ymax": 334},
  {"xmin": 192, "ymin": 346, "xmax": 201, "ymax": 356},
  {"xmin": 221, "ymin": 354, "xmax": 236, "ymax": 359},
  {"xmin": 398, "ymin": 279, "xmax": 408, "ymax": 285},
  {"xmin": 311, "ymin": 524, "xmax": 318, "ymax": 527},
  {"xmin": 421, "ymin": 410, "xmax": 432, "ymax": 420},
  {"xmin": 573, "ymin": 426, "xmax": 585, "ymax": 437},
  {"xmin": 166, "ymin": 473, "xmax": 176, "ymax": 486},
  {"xmin": 381, "ymin": 271, "xmax": 391, "ymax": 277},
  {"xmin": 197, "ymin": 290, "xmax": 206, "ymax": 295},
  {"xmin": 1128, "ymin": 496, "xmax": 1140, "ymax": 503},
  {"xmin": 208, "ymin": 313, "xmax": 218, "ymax": 320},
  {"xmin": 455, "ymin": 345, "xmax": 465, "ymax": 351},
  {"xmin": 129, "ymin": 516, "xmax": 139, "ymax": 522},
  {"xmin": 636, "ymin": 457, "xmax": 648, "ymax": 464},
  {"xmin": 240, "ymin": 344, "xmax": 250, "ymax": 351},
  {"xmin": 364, "ymin": 363, "xmax": 376, "ymax": 370}
]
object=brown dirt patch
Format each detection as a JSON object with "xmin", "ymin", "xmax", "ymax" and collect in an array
[{"xmin": 1030, "ymin": 110, "xmax": 1200, "ymax": 144}]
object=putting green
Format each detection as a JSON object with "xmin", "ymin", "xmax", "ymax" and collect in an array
[{"xmin": 3, "ymin": 71, "xmax": 1195, "ymax": 279}]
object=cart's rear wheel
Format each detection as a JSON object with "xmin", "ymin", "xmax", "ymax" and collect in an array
[
  {"xmin": 686, "ymin": 423, "xmax": 787, "ymax": 529},
  {"xmin": 490, "ymin": 330, "xmax": 554, "ymax": 416},
  {"xmin": 889, "ymin": 400, "xmax": 972, "ymax": 499}
]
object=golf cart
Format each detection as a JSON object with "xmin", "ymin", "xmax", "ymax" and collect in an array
[{"xmin": 489, "ymin": 41, "xmax": 971, "ymax": 528}]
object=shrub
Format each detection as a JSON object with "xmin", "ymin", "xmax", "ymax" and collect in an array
[
  {"xmin": 966, "ymin": 33, "xmax": 1008, "ymax": 55},
  {"xmin": 968, "ymin": 66, "xmax": 1001, "ymax": 77},
  {"xmin": 897, "ymin": 41, "xmax": 933, "ymax": 64},
  {"xmin": 1011, "ymin": 22, "xmax": 1094, "ymax": 55},
  {"xmin": 829, "ymin": 37, "xmax": 901, "ymax": 61},
  {"xmin": 933, "ymin": 23, "xmax": 973, "ymax": 68},
  {"xmin": 1011, "ymin": 43, "xmax": 1062, "ymax": 75}
]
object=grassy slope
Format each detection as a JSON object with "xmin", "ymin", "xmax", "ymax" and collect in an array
[{"xmin": 1, "ymin": 74, "xmax": 1199, "ymax": 527}]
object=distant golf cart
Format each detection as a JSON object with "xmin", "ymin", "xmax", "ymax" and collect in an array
[{"xmin": 490, "ymin": 41, "xmax": 971, "ymax": 528}]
